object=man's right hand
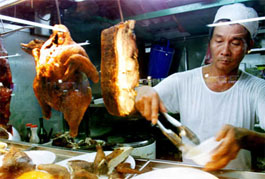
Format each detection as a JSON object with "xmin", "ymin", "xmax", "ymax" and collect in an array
[{"xmin": 135, "ymin": 86, "xmax": 167, "ymax": 124}]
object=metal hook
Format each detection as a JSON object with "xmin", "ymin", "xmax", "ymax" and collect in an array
[
  {"xmin": 117, "ymin": 0, "xmax": 124, "ymax": 22},
  {"xmin": 55, "ymin": 0, "xmax": 62, "ymax": 24}
]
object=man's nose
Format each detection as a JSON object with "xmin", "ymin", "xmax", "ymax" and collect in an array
[{"xmin": 220, "ymin": 43, "xmax": 231, "ymax": 56}]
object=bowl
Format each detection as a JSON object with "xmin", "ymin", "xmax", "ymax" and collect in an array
[
  {"xmin": 184, "ymin": 137, "xmax": 222, "ymax": 166},
  {"xmin": 0, "ymin": 126, "xmax": 21, "ymax": 141}
]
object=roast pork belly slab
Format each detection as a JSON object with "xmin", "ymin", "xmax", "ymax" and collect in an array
[{"xmin": 101, "ymin": 20, "xmax": 139, "ymax": 116}]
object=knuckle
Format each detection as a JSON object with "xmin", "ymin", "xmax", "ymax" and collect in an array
[{"xmin": 151, "ymin": 92, "xmax": 158, "ymax": 98}]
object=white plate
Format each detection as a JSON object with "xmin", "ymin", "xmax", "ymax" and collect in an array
[
  {"xmin": 133, "ymin": 167, "xmax": 218, "ymax": 179},
  {"xmin": 56, "ymin": 151, "xmax": 135, "ymax": 178},
  {"xmin": 57, "ymin": 151, "xmax": 135, "ymax": 169},
  {"xmin": 0, "ymin": 150, "xmax": 56, "ymax": 166}
]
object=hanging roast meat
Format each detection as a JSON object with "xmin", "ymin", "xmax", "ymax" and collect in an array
[
  {"xmin": 21, "ymin": 24, "xmax": 99, "ymax": 137},
  {"xmin": 101, "ymin": 20, "xmax": 139, "ymax": 117},
  {"xmin": 0, "ymin": 39, "xmax": 13, "ymax": 132}
]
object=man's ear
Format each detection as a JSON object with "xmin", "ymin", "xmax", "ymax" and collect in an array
[{"xmin": 247, "ymin": 39, "xmax": 254, "ymax": 54}]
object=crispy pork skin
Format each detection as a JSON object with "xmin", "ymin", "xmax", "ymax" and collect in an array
[
  {"xmin": 106, "ymin": 147, "xmax": 133, "ymax": 175},
  {"xmin": 101, "ymin": 20, "xmax": 139, "ymax": 116}
]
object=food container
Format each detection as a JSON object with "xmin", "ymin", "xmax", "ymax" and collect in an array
[{"xmin": 117, "ymin": 138, "xmax": 156, "ymax": 159}]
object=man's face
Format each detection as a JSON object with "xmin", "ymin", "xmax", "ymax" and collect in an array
[{"xmin": 210, "ymin": 24, "xmax": 249, "ymax": 73}]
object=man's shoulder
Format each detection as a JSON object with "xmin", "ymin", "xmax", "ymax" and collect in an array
[
  {"xmin": 241, "ymin": 71, "xmax": 264, "ymax": 82},
  {"xmin": 240, "ymin": 71, "xmax": 265, "ymax": 89}
]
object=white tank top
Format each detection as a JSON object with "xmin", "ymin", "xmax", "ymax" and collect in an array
[{"xmin": 154, "ymin": 67, "xmax": 265, "ymax": 170}]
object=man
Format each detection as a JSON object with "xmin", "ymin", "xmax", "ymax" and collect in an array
[{"xmin": 135, "ymin": 3, "xmax": 265, "ymax": 171}]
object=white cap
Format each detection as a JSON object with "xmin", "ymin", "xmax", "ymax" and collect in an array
[{"xmin": 214, "ymin": 3, "xmax": 259, "ymax": 39}]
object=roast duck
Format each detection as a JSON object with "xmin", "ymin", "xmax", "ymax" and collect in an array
[
  {"xmin": 21, "ymin": 24, "xmax": 99, "ymax": 137},
  {"xmin": 101, "ymin": 20, "xmax": 139, "ymax": 117},
  {"xmin": 0, "ymin": 146, "xmax": 140, "ymax": 179},
  {"xmin": 0, "ymin": 39, "xmax": 13, "ymax": 132}
]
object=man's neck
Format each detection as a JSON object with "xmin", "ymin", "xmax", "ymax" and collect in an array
[{"xmin": 202, "ymin": 65, "xmax": 241, "ymax": 92}]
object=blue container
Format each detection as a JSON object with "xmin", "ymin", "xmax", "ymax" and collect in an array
[{"xmin": 148, "ymin": 40, "xmax": 174, "ymax": 78}]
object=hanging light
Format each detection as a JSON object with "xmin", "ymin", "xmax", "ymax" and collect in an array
[{"xmin": 207, "ymin": 16, "xmax": 265, "ymax": 27}]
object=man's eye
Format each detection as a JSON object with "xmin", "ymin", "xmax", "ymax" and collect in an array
[
  {"xmin": 232, "ymin": 42, "xmax": 240, "ymax": 46},
  {"xmin": 215, "ymin": 40, "xmax": 222, "ymax": 43}
]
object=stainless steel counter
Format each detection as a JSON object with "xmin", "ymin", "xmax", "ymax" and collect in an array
[{"xmin": 1, "ymin": 139, "xmax": 265, "ymax": 179}]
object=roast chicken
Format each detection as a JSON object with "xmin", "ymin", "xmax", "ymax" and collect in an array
[
  {"xmin": 0, "ymin": 39, "xmax": 13, "ymax": 132},
  {"xmin": 21, "ymin": 24, "xmax": 99, "ymax": 137}
]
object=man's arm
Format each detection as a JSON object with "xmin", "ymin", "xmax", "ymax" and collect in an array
[{"xmin": 204, "ymin": 124, "xmax": 265, "ymax": 171}]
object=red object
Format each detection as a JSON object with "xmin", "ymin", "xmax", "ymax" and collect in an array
[
  {"xmin": 31, "ymin": 125, "xmax": 38, "ymax": 128},
  {"xmin": 26, "ymin": 123, "xmax": 32, "ymax": 127},
  {"xmin": 0, "ymin": 39, "xmax": 13, "ymax": 132}
]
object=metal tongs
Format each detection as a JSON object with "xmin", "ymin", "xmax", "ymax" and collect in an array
[{"xmin": 156, "ymin": 112, "xmax": 200, "ymax": 152}]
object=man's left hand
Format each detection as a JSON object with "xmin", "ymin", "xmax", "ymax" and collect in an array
[{"xmin": 203, "ymin": 124, "xmax": 245, "ymax": 171}]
